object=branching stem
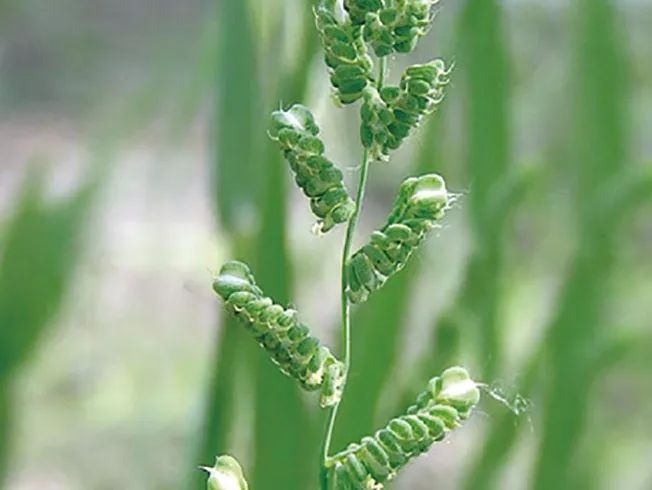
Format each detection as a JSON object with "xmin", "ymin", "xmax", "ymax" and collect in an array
[{"xmin": 319, "ymin": 57, "xmax": 387, "ymax": 490}]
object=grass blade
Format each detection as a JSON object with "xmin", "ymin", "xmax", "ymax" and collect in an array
[
  {"xmin": 533, "ymin": 1, "xmax": 629, "ymax": 488},
  {"xmin": 455, "ymin": 0, "xmax": 511, "ymax": 381},
  {"xmin": 213, "ymin": 0, "xmax": 263, "ymax": 234},
  {"xmin": 0, "ymin": 168, "xmax": 95, "ymax": 484},
  {"xmin": 0, "ymin": 170, "xmax": 95, "ymax": 382},
  {"xmin": 0, "ymin": 381, "xmax": 10, "ymax": 483}
]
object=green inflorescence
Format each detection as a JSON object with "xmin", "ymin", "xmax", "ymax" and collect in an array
[
  {"xmin": 213, "ymin": 261, "xmax": 345, "ymax": 408},
  {"xmin": 270, "ymin": 104, "xmax": 356, "ymax": 233},
  {"xmin": 316, "ymin": 1, "xmax": 375, "ymax": 105},
  {"xmin": 326, "ymin": 367, "xmax": 480, "ymax": 489},
  {"xmin": 347, "ymin": 174, "xmax": 450, "ymax": 304},
  {"xmin": 361, "ymin": 60, "xmax": 452, "ymax": 161},
  {"xmin": 343, "ymin": 0, "xmax": 384, "ymax": 26},
  {"xmin": 363, "ymin": 0, "xmax": 439, "ymax": 56},
  {"xmin": 208, "ymin": 1, "xmax": 480, "ymax": 489}
]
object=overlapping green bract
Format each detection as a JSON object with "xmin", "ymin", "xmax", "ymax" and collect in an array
[
  {"xmin": 214, "ymin": 261, "xmax": 345, "ymax": 407},
  {"xmin": 361, "ymin": 60, "xmax": 451, "ymax": 161},
  {"xmin": 316, "ymin": 2, "xmax": 374, "ymax": 105},
  {"xmin": 327, "ymin": 367, "xmax": 480, "ymax": 489},
  {"xmin": 347, "ymin": 174, "xmax": 449, "ymax": 304},
  {"xmin": 343, "ymin": 0, "xmax": 383, "ymax": 26},
  {"xmin": 363, "ymin": 0, "xmax": 438, "ymax": 56},
  {"xmin": 270, "ymin": 104, "xmax": 355, "ymax": 233},
  {"xmin": 203, "ymin": 455, "xmax": 249, "ymax": 490}
]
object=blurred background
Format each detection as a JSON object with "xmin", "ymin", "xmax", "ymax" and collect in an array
[{"xmin": 0, "ymin": 0, "xmax": 651, "ymax": 489}]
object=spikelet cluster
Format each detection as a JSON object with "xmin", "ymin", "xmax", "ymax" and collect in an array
[
  {"xmin": 363, "ymin": 0, "xmax": 438, "ymax": 56},
  {"xmin": 270, "ymin": 104, "xmax": 355, "ymax": 234},
  {"xmin": 361, "ymin": 60, "xmax": 451, "ymax": 161},
  {"xmin": 316, "ymin": 1, "xmax": 374, "ymax": 105},
  {"xmin": 327, "ymin": 367, "xmax": 480, "ymax": 489},
  {"xmin": 347, "ymin": 174, "xmax": 449, "ymax": 304},
  {"xmin": 214, "ymin": 261, "xmax": 345, "ymax": 407},
  {"xmin": 343, "ymin": 0, "xmax": 383, "ymax": 26}
]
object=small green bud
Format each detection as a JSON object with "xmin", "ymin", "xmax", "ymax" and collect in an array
[
  {"xmin": 202, "ymin": 455, "xmax": 249, "ymax": 490},
  {"xmin": 406, "ymin": 173, "xmax": 449, "ymax": 219},
  {"xmin": 434, "ymin": 366, "xmax": 481, "ymax": 412},
  {"xmin": 379, "ymin": 7, "xmax": 398, "ymax": 24},
  {"xmin": 361, "ymin": 0, "xmax": 438, "ymax": 57},
  {"xmin": 213, "ymin": 261, "xmax": 259, "ymax": 298},
  {"xmin": 332, "ymin": 64, "xmax": 367, "ymax": 83},
  {"xmin": 344, "ymin": 0, "xmax": 383, "ymax": 25},
  {"xmin": 270, "ymin": 104, "xmax": 318, "ymax": 139},
  {"xmin": 337, "ymin": 77, "xmax": 368, "ymax": 96},
  {"xmin": 379, "ymin": 86, "xmax": 401, "ymax": 103}
]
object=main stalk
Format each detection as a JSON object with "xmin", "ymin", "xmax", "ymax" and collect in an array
[{"xmin": 319, "ymin": 57, "xmax": 387, "ymax": 490}]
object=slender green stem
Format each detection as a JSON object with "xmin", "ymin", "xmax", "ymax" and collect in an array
[
  {"xmin": 319, "ymin": 56, "xmax": 387, "ymax": 490},
  {"xmin": 377, "ymin": 56, "xmax": 387, "ymax": 90},
  {"xmin": 320, "ymin": 146, "xmax": 371, "ymax": 488}
]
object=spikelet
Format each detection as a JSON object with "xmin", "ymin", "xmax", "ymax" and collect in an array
[
  {"xmin": 327, "ymin": 367, "xmax": 480, "ymax": 489},
  {"xmin": 360, "ymin": 60, "xmax": 451, "ymax": 161},
  {"xmin": 347, "ymin": 174, "xmax": 449, "ymax": 304},
  {"xmin": 214, "ymin": 261, "xmax": 345, "ymax": 407},
  {"xmin": 270, "ymin": 104, "xmax": 356, "ymax": 234},
  {"xmin": 315, "ymin": 1, "xmax": 374, "ymax": 104},
  {"xmin": 343, "ymin": 0, "xmax": 384, "ymax": 26},
  {"xmin": 363, "ymin": 0, "xmax": 439, "ymax": 57}
]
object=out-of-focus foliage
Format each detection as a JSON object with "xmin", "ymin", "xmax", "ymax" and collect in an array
[
  {"xmin": 193, "ymin": 2, "xmax": 319, "ymax": 490},
  {"xmin": 0, "ymin": 169, "xmax": 95, "ymax": 483},
  {"xmin": 533, "ymin": 1, "xmax": 633, "ymax": 488},
  {"xmin": 212, "ymin": 0, "xmax": 262, "ymax": 233},
  {"xmin": 0, "ymin": 171, "xmax": 94, "ymax": 382}
]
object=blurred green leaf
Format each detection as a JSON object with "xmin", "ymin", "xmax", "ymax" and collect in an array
[
  {"xmin": 0, "ymin": 170, "xmax": 94, "ymax": 382},
  {"xmin": 533, "ymin": 2, "xmax": 630, "ymax": 488},
  {"xmin": 0, "ymin": 382, "xmax": 9, "ymax": 483},
  {"xmin": 213, "ymin": 0, "xmax": 263, "ymax": 235},
  {"xmin": 534, "ymin": 254, "xmax": 610, "ymax": 490},
  {"xmin": 463, "ymin": 353, "xmax": 540, "ymax": 490},
  {"xmin": 456, "ymin": 0, "xmax": 511, "ymax": 381},
  {"xmin": 192, "ymin": 313, "xmax": 247, "ymax": 484},
  {"xmin": 0, "ymin": 168, "xmax": 95, "ymax": 483},
  {"xmin": 459, "ymin": 0, "xmax": 510, "ymax": 234},
  {"xmin": 167, "ymin": 12, "xmax": 220, "ymax": 142},
  {"xmin": 410, "ymin": 309, "xmax": 464, "ymax": 403}
]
